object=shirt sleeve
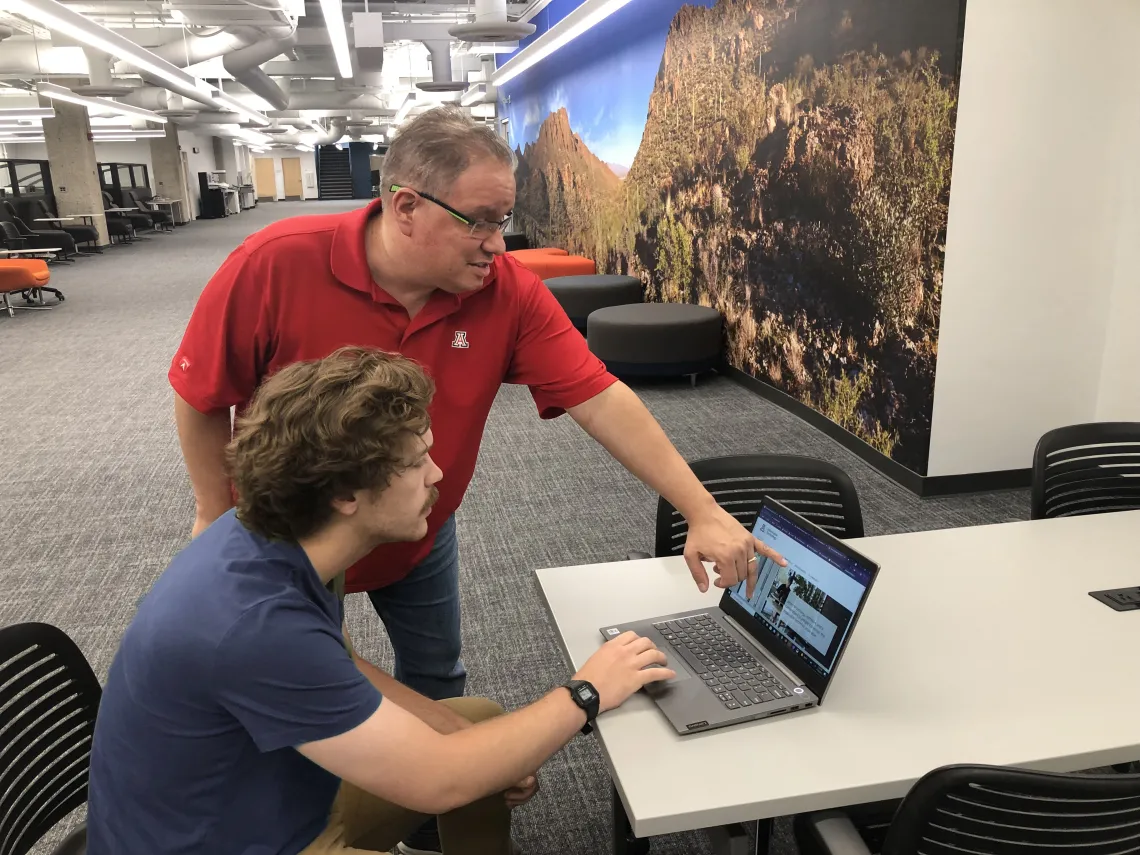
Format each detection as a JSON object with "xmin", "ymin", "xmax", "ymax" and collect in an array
[
  {"xmin": 504, "ymin": 262, "xmax": 618, "ymax": 419},
  {"xmin": 168, "ymin": 245, "xmax": 275, "ymax": 413},
  {"xmin": 213, "ymin": 593, "xmax": 382, "ymax": 753}
]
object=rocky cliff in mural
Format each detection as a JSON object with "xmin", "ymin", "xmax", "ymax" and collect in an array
[{"xmin": 513, "ymin": 0, "xmax": 963, "ymax": 473}]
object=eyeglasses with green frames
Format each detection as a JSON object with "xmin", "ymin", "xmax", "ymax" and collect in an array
[{"xmin": 389, "ymin": 184, "xmax": 512, "ymax": 240}]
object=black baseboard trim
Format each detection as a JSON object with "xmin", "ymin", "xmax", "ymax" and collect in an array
[{"xmin": 721, "ymin": 366, "xmax": 1031, "ymax": 498}]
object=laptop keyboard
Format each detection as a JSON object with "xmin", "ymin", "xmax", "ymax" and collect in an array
[{"xmin": 654, "ymin": 614, "xmax": 794, "ymax": 710}]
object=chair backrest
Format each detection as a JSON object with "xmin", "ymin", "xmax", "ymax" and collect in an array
[
  {"xmin": 0, "ymin": 623, "xmax": 101, "ymax": 855},
  {"xmin": 1031, "ymin": 422, "xmax": 1140, "ymax": 519},
  {"xmin": 26, "ymin": 199, "xmax": 53, "ymax": 220},
  {"xmin": 0, "ymin": 202, "xmax": 14, "ymax": 223},
  {"xmin": 882, "ymin": 764, "xmax": 1140, "ymax": 855},
  {"xmin": 100, "ymin": 191, "xmax": 113, "ymax": 210},
  {"xmin": 0, "ymin": 221, "xmax": 25, "ymax": 249},
  {"xmin": 654, "ymin": 454, "xmax": 864, "ymax": 557}
]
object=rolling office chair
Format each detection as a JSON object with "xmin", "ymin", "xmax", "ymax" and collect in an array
[
  {"xmin": 23, "ymin": 200, "xmax": 101, "ymax": 252},
  {"xmin": 0, "ymin": 221, "xmax": 66, "ymax": 311},
  {"xmin": 628, "ymin": 454, "xmax": 865, "ymax": 560},
  {"xmin": 1031, "ymin": 422, "xmax": 1140, "ymax": 519},
  {"xmin": 795, "ymin": 763, "xmax": 1140, "ymax": 855},
  {"xmin": 99, "ymin": 193, "xmax": 136, "ymax": 244},
  {"xmin": 0, "ymin": 202, "xmax": 75, "ymax": 261},
  {"xmin": 0, "ymin": 622, "xmax": 100, "ymax": 855}
]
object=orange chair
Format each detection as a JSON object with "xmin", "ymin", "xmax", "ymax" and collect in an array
[
  {"xmin": 508, "ymin": 248, "xmax": 596, "ymax": 280},
  {"xmin": 0, "ymin": 258, "xmax": 62, "ymax": 317}
]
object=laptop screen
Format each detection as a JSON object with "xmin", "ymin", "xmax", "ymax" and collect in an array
[{"xmin": 727, "ymin": 503, "xmax": 874, "ymax": 679}]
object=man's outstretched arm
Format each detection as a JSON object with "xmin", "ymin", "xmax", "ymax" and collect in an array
[{"xmin": 568, "ymin": 381, "xmax": 785, "ymax": 596}]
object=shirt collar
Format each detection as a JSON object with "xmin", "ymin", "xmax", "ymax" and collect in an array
[{"xmin": 329, "ymin": 198, "xmax": 500, "ymax": 304}]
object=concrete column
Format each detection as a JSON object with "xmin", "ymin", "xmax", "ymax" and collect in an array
[
  {"xmin": 150, "ymin": 123, "xmax": 190, "ymax": 224},
  {"xmin": 39, "ymin": 95, "xmax": 110, "ymax": 245}
]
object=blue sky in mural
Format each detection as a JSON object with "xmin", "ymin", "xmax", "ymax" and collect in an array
[{"xmin": 499, "ymin": 0, "xmax": 716, "ymax": 174}]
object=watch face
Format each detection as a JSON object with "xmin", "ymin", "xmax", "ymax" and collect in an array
[{"xmin": 577, "ymin": 686, "xmax": 595, "ymax": 702}]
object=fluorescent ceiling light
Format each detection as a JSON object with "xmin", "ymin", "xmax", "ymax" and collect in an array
[
  {"xmin": 393, "ymin": 93, "xmax": 415, "ymax": 125},
  {"xmin": 317, "ymin": 0, "xmax": 354, "ymax": 79},
  {"xmin": 37, "ymin": 82, "xmax": 167, "ymax": 123},
  {"xmin": 0, "ymin": 107, "xmax": 55, "ymax": 120},
  {"xmin": 5, "ymin": 0, "xmax": 213, "ymax": 96},
  {"xmin": 0, "ymin": 137, "xmax": 47, "ymax": 144},
  {"xmin": 294, "ymin": 144, "xmax": 314, "ymax": 151},
  {"xmin": 93, "ymin": 128, "xmax": 165, "ymax": 138},
  {"xmin": 91, "ymin": 136, "xmax": 141, "ymax": 142},
  {"xmin": 493, "ymin": 0, "xmax": 635, "ymax": 87},
  {"xmin": 213, "ymin": 92, "xmax": 271, "ymax": 127}
]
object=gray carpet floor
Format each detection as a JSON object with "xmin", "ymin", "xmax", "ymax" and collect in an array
[{"xmin": 0, "ymin": 202, "xmax": 1028, "ymax": 855}]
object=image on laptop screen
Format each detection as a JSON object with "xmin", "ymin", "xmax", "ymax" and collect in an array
[{"xmin": 728, "ymin": 504, "xmax": 873, "ymax": 677}]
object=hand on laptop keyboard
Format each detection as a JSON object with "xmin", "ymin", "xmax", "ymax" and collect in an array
[{"xmin": 575, "ymin": 632, "xmax": 676, "ymax": 712}]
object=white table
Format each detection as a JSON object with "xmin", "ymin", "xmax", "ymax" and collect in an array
[
  {"xmin": 536, "ymin": 511, "xmax": 1140, "ymax": 852},
  {"xmin": 34, "ymin": 216, "xmax": 75, "ymax": 223},
  {"xmin": 151, "ymin": 198, "xmax": 183, "ymax": 226}
]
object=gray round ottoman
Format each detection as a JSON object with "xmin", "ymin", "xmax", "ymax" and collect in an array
[
  {"xmin": 545, "ymin": 274, "xmax": 643, "ymax": 332},
  {"xmin": 586, "ymin": 303, "xmax": 723, "ymax": 383}
]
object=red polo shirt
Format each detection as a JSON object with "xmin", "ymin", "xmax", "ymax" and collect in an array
[{"xmin": 170, "ymin": 199, "xmax": 616, "ymax": 593}]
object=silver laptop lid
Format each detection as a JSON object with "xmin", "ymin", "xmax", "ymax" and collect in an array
[{"xmin": 719, "ymin": 498, "xmax": 879, "ymax": 702}]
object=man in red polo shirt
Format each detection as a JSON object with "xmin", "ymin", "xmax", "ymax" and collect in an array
[{"xmin": 171, "ymin": 104, "xmax": 781, "ymax": 853}]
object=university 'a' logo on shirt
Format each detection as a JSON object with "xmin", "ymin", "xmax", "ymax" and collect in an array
[
  {"xmin": 451, "ymin": 331, "xmax": 470, "ymax": 349},
  {"xmin": 178, "ymin": 355, "xmax": 192, "ymax": 372}
]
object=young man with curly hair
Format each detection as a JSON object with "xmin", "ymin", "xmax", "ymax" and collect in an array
[{"xmin": 88, "ymin": 348, "xmax": 674, "ymax": 855}]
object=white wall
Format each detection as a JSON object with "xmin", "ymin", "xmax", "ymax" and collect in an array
[
  {"xmin": 926, "ymin": 0, "xmax": 1140, "ymax": 477},
  {"xmin": 92, "ymin": 141, "xmax": 153, "ymax": 178},
  {"xmin": 1096, "ymin": 131, "xmax": 1140, "ymax": 422},
  {"xmin": 254, "ymin": 150, "xmax": 318, "ymax": 200}
]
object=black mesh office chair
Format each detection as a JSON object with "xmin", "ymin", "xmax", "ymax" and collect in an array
[
  {"xmin": 795, "ymin": 763, "xmax": 1140, "ymax": 855},
  {"xmin": 1031, "ymin": 422, "xmax": 1140, "ymax": 519},
  {"xmin": 0, "ymin": 622, "xmax": 100, "ymax": 855},
  {"xmin": 629, "ymin": 454, "xmax": 864, "ymax": 559},
  {"xmin": 23, "ymin": 200, "xmax": 101, "ymax": 252},
  {"xmin": 0, "ymin": 202, "xmax": 75, "ymax": 260}
]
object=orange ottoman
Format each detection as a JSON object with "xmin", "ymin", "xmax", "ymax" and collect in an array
[
  {"xmin": 0, "ymin": 258, "xmax": 55, "ymax": 316},
  {"xmin": 508, "ymin": 249, "xmax": 596, "ymax": 280}
]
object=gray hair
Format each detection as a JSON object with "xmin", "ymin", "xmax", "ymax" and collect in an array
[{"xmin": 381, "ymin": 105, "xmax": 515, "ymax": 199}]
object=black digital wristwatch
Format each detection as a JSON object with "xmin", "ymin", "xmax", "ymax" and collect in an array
[{"xmin": 563, "ymin": 680, "xmax": 600, "ymax": 734}]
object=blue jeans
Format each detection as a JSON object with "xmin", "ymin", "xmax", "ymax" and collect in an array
[{"xmin": 366, "ymin": 515, "xmax": 467, "ymax": 701}]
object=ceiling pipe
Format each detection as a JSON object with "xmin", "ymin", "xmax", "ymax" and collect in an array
[
  {"xmin": 117, "ymin": 86, "xmax": 170, "ymax": 111},
  {"xmin": 222, "ymin": 29, "xmax": 297, "ymax": 111},
  {"xmin": 114, "ymin": 31, "xmax": 249, "ymax": 73},
  {"xmin": 419, "ymin": 39, "xmax": 464, "ymax": 91}
]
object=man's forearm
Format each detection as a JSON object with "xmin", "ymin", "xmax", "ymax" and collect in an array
[
  {"xmin": 568, "ymin": 382, "xmax": 718, "ymax": 521},
  {"xmin": 353, "ymin": 653, "xmax": 469, "ymax": 735},
  {"xmin": 438, "ymin": 689, "xmax": 582, "ymax": 810},
  {"xmin": 174, "ymin": 393, "xmax": 235, "ymax": 521}
]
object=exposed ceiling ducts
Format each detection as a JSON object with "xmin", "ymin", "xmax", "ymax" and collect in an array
[
  {"xmin": 221, "ymin": 28, "xmax": 298, "ymax": 111},
  {"xmin": 0, "ymin": 0, "xmax": 529, "ymax": 149}
]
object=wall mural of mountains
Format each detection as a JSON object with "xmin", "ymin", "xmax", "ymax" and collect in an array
[{"xmin": 500, "ymin": 0, "xmax": 967, "ymax": 475}]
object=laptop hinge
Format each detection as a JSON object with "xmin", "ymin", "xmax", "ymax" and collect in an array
[{"xmin": 722, "ymin": 613, "xmax": 802, "ymax": 686}]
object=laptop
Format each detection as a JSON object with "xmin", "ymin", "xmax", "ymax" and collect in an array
[{"xmin": 600, "ymin": 498, "xmax": 879, "ymax": 734}]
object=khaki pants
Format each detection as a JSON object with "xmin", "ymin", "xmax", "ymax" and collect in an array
[{"xmin": 301, "ymin": 698, "xmax": 512, "ymax": 855}]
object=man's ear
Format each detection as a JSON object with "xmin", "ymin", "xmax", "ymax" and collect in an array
[
  {"xmin": 330, "ymin": 492, "xmax": 361, "ymax": 518},
  {"xmin": 388, "ymin": 190, "xmax": 417, "ymax": 237}
]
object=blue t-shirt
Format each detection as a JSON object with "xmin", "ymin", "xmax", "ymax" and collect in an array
[{"xmin": 87, "ymin": 510, "xmax": 382, "ymax": 855}]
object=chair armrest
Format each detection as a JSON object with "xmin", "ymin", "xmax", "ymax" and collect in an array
[
  {"xmin": 625, "ymin": 551, "xmax": 652, "ymax": 560},
  {"xmin": 800, "ymin": 811, "xmax": 874, "ymax": 855}
]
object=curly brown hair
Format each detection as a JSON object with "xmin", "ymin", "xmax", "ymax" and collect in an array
[{"xmin": 225, "ymin": 347, "xmax": 435, "ymax": 542}]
